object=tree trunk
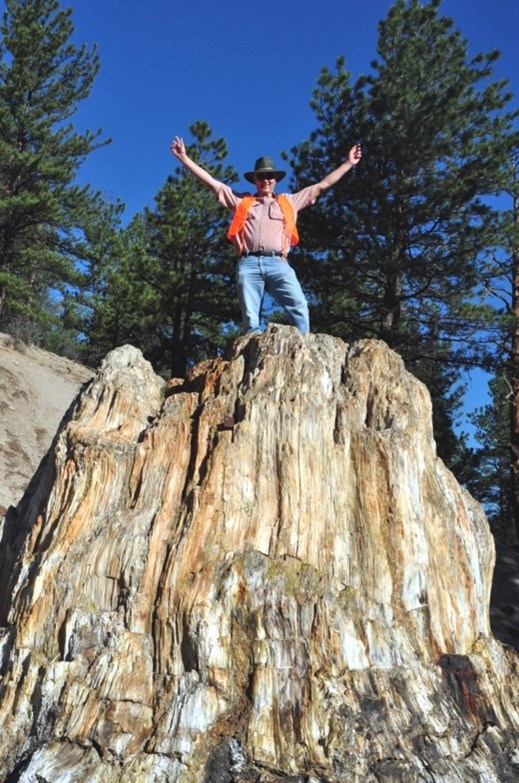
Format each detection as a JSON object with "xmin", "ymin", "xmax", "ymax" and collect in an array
[
  {"xmin": 1, "ymin": 328, "xmax": 519, "ymax": 781},
  {"xmin": 380, "ymin": 250, "xmax": 403, "ymax": 345}
]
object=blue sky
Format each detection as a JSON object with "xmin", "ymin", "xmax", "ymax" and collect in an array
[
  {"xmin": 3, "ymin": 0, "xmax": 519, "ymax": 428},
  {"xmin": 60, "ymin": 0, "xmax": 519, "ymax": 221}
]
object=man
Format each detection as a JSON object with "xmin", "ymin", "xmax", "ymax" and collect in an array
[{"xmin": 170, "ymin": 136, "xmax": 362, "ymax": 334}]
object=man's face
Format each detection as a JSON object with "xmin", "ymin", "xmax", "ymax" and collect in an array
[{"xmin": 254, "ymin": 174, "xmax": 276, "ymax": 197}]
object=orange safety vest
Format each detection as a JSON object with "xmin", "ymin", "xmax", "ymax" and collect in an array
[{"xmin": 227, "ymin": 195, "xmax": 299, "ymax": 256}]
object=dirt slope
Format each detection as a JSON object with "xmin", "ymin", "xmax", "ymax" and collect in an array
[{"xmin": 0, "ymin": 333, "xmax": 93, "ymax": 516}]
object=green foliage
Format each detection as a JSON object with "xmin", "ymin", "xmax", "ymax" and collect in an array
[
  {"xmin": 0, "ymin": 0, "xmax": 109, "ymax": 340},
  {"xmin": 61, "ymin": 196, "xmax": 127, "ymax": 359},
  {"xmin": 467, "ymin": 374, "xmax": 513, "ymax": 538},
  {"xmin": 286, "ymin": 0, "xmax": 518, "ymax": 468},
  {"xmin": 81, "ymin": 122, "xmax": 241, "ymax": 377}
]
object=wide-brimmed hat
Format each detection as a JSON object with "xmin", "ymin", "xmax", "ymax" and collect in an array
[{"xmin": 244, "ymin": 156, "xmax": 286, "ymax": 183}]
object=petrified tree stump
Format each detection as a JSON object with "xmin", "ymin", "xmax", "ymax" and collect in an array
[{"xmin": 0, "ymin": 326, "xmax": 518, "ymax": 782}]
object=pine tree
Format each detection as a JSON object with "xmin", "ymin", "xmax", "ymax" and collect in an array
[
  {"xmin": 83, "ymin": 122, "xmax": 241, "ymax": 377},
  {"xmin": 286, "ymin": 0, "xmax": 518, "ymax": 466},
  {"xmin": 467, "ymin": 374, "xmax": 514, "ymax": 538},
  {"xmin": 474, "ymin": 152, "xmax": 519, "ymax": 537},
  {"xmin": 0, "ymin": 0, "xmax": 108, "ymax": 340},
  {"xmin": 61, "ymin": 196, "xmax": 128, "ymax": 362},
  {"xmin": 507, "ymin": 156, "xmax": 519, "ymax": 534}
]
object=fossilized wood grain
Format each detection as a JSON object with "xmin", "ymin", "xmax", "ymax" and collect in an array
[{"xmin": 0, "ymin": 327, "xmax": 518, "ymax": 782}]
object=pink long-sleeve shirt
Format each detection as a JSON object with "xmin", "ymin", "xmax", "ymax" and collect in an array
[{"xmin": 216, "ymin": 182, "xmax": 321, "ymax": 255}]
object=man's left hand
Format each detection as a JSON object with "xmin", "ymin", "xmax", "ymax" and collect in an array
[{"xmin": 349, "ymin": 144, "xmax": 362, "ymax": 166}]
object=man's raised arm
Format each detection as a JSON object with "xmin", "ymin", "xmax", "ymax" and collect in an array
[
  {"xmin": 170, "ymin": 136, "xmax": 221, "ymax": 194},
  {"xmin": 314, "ymin": 143, "xmax": 362, "ymax": 195}
]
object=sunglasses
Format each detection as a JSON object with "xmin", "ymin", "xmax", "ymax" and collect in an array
[{"xmin": 255, "ymin": 173, "xmax": 276, "ymax": 180}]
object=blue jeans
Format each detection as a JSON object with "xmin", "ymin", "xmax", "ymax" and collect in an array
[{"xmin": 236, "ymin": 254, "xmax": 310, "ymax": 334}]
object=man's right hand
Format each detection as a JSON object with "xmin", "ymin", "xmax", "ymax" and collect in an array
[
  {"xmin": 168, "ymin": 135, "xmax": 221, "ymax": 194},
  {"xmin": 170, "ymin": 136, "xmax": 186, "ymax": 160}
]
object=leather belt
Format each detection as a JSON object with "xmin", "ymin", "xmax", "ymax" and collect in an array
[{"xmin": 240, "ymin": 250, "xmax": 283, "ymax": 258}]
